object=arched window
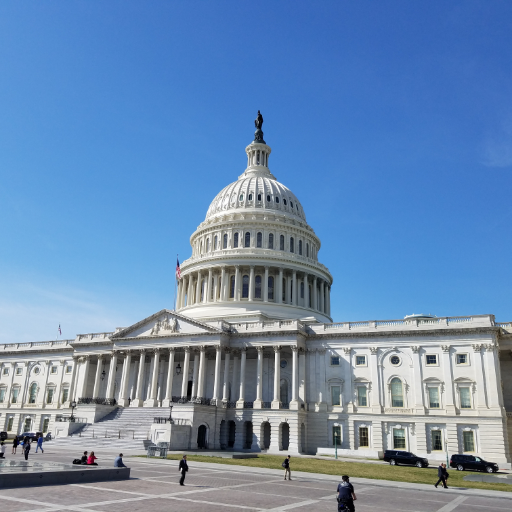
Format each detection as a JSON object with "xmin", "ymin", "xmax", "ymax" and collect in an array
[
  {"xmin": 290, "ymin": 201, "xmax": 294, "ymax": 208},
  {"xmin": 267, "ymin": 194, "xmax": 271, "ymax": 202},
  {"xmin": 298, "ymin": 240, "xmax": 302, "ymax": 255},
  {"xmin": 214, "ymin": 235, "xmax": 218, "ymax": 250},
  {"xmin": 275, "ymin": 196, "xmax": 280, "ymax": 203},
  {"xmin": 391, "ymin": 378, "xmax": 404, "ymax": 408},
  {"xmin": 282, "ymin": 278, "xmax": 286, "ymax": 302},
  {"xmin": 234, "ymin": 233, "xmax": 239, "ymax": 248},
  {"xmin": 268, "ymin": 276, "xmax": 274, "ymax": 300},
  {"xmin": 306, "ymin": 243, "xmax": 309, "ymax": 257},
  {"xmin": 29, "ymin": 383, "xmax": 38, "ymax": 404},
  {"xmin": 206, "ymin": 238, "xmax": 210, "ymax": 252},
  {"xmin": 256, "ymin": 232, "xmax": 262, "ymax": 248},
  {"xmin": 255, "ymin": 275, "xmax": 262, "ymax": 299},
  {"xmin": 280, "ymin": 235, "xmax": 285, "ymax": 250},
  {"xmin": 244, "ymin": 232, "xmax": 251, "ymax": 248},
  {"xmin": 242, "ymin": 275, "xmax": 249, "ymax": 298},
  {"xmin": 257, "ymin": 193, "xmax": 262, "ymax": 201},
  {"xmin": 223, "ymin": 234, "xmax": 228, "ymax": 249},
  {"xmin": 248, "ymin": 193, "xmax": 253, "ymax": 201},
  {"xmin": 290, "ymin": 237, "xmax": 294, "ymax": 253},
  {"xmin": 230, "ymin": 275, "xmax": 235, "ymax": 298},
  {"xmin": 239, "ymin": 193, "xmax": 244, "ymax": 201},
  {"xmin": 301, "ymin": 281, "xmax": 304, "ymax": 298},
  {"xmin": 268, "ymin": 233, "xmax": 274, "ymax": 249},
  {"xmin": 283, "ymin": 199, "xmax": 287, "ymax": 205}
]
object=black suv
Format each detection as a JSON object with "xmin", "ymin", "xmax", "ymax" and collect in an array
[
  {"xmin": 0, "ymin": 431, "xmax": 7, "ymax": 441},
  {"xmin": 450, "ymin": 454, "xmax": 499, "ymax": 473},
  {"xmin": 383, "ymin": 450, "xmax": 429, "ymax": 468}
]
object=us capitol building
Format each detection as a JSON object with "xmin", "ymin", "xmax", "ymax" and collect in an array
[{"xmin": 1, "ymin": 114, "xmax": 511, "ymax": 465}]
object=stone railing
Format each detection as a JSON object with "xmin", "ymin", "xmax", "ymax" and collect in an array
[
  {"xmin": 0, "ymin": 340, "xmax": 73, "ymax": 351},
  {"xmin": 76, "ymin": 332, "xmax": 113, "ymax": 342},
  {"xmin": 384, "ymin": 408, "xmax": 414, "ymax": 414},
  {"xmin": 230, "ymin": 319, "xmax": 306, "ymax": 334}
]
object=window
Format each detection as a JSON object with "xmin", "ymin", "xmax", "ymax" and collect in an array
[
  {"xmin": 239, "ymin": 193, "xmax": 244, "ymax": 201},
  {"xmin": 459, "ymin": 387, "xmax": 471, "ymax": 409},
  {"xmin": 206, "ymin": 238, "xmax": 210, "ymax": 252},
  {"xmin": 428, "ymin": 387, "xmax": 440, "ymax": 408},
  {"xmin": 210, "ymin": 278, "xmax": 215, "ymax": 300},
  {"xmin": 257, "ymin": 193, "xmax": 262, "ymax": 201},
  {"xmin": 62, "ymin": 388, "xmax": 69, "ymax": 403},
  {"xmin": 283, "ymin": 199, "xmax": 287, "ymax": 205},
  {"xmin": 333, "ymin": 425, "xmax": 341, "ymax": 446},
  {"xmin": 234, "ymin": 233, "xmax": 239, "ymax": 248},
  {"xmin": 280, "ymin": 235, "xmax": 285, "ymax": 250},
  {"xmin": 248, "ymin": 193, "xmax": 253, "ymax": 201},
  {"xmin": 256, "ymin": 232, "xmax": 262, "ymax": 248},
  {"xmin": 456, "ymin": 354, "xmax": 468, "ymax": 365},
  {"xmin": 2, "ymin": 367, "xmax": 9, "ymax": 375},
  {"xmin": 298, "ymin": 240, "xmax": 302, "ymax": 255},
  {"xmin": 34, "ymin": 367, "xmax": 40, "ymax": 375},
  {"xmin": 0, "ymin": 387, "xmax": 6, "ymax": 403},
  {"xmin": 359, "ymin": 427, "xmax": 369, "ymax": 447},
  {"xmin": 280, "ymin": 360, "xmax": 288, "ymax": 369},
  {"xmin": 16, "ymin": 367, "xmax": 23, "ymax": 375},
  {"xmin": 230, "ymin": 275, "xmax": 235, "ymax": 299},
  {"xmin": 214, "ymin": 235, "xmax": 218, "ymax": 250},
  {"xmin": 463, "ymin": 431, "xmax": 475, "ymax": 452},
  {"xmin": 42, "ymin": 418, "xmax": 50, "ymax": 433},
  {"xmin": 255, "ymin": 275, "xmax": 262, "ymax": 299},
  {"xmin": 306, "ymin": 243, "xmax": 309, "ymax": 257},
  {"xmin": 300, "ymin": 281, "xmax": 304, "ymax": 299},
  {"xmin": 356, "ymin": 355, "xmax": 366, "ymax": 366},
  {"xmin": 390, "ymin": 355, "xmax": 400, "ymax": 365},
  {"xmin": 244, "ymin": 232, "xmax": 251, "ymax": 248},
  {"xmin": 46, "ymin": 388, "xmax": 54, "ymax": 404},
  {"xmin": 66, "ymin": 365, "xmax": 72, "ymax": 374},
  {"xmin": 290, "ymin": 201, "xmax": 294, "ymax": 208},
  {"xmin": 268, "ymin": 276, "xmax": 274, "ymax": 300},
  {"xmin": 390, "ymin": 378, "xmax": 404, "ymax": 407},
  {"xmin": 266, "ymin": 194, "xmax": 271, "ymax": 202},
  {"xmin": 11, "ymin": 388, "xmax": 19, "ymax": 404},
  {"xmin": 331, "ymin": 386, "xmax": 341, "ymax": 406},
  {"xmin": 331, "ymin": 356, "xmax": 340, "ymax": 366},
  {"xmin": 200, "ymin": 241, "xmax": 203, "ymax": 253},
  {"xmin": 393, "ymin": 428, "xmax": 406, "ymax": 449},
  {"xmin": 268, "ymin": 233, "xmax": 274, "ymax": 249},
  {"xmin": 357, "ymin": 386, "xmax": 368, "ymax": 407},
  {"xmin": 242, "ymin": 275, "xmax": 249, "ymax": 298},
  {"xmin": 223, "ymin": 234, "xmax": 228, "ymax": 249},
  {"xmin": 29, "ymin": 383, "xmax": 38, "ymax": 404},
  {"xmin": 431, "ymin": 430, "xmax": 443, "ymax": 451},
  {"xmin": 308, "ymin": 285, "xmax": 312, "ymax": 307},
  {"xmin": 7, "ymin": 417, "xmax": 14, "ymax": 431},
  {"xmin": 23, "ymin": 417, "xmax": 32, "ymax": 431},
  {"xmin": 51, "ymin": 366, "xmax": 57, "ymax": 374},
  {"xmin": 282, "ymin": 278, "xmax": 286, "ymax": 302},
  {"xmin": 290, "ymin": 237, "xmax": 294, "ymax": 253},
  {"xmin": 426, "ymin": 355, "xmax": 438, "ymax": 365},
  {"xmin": 275, "ymin": 196, "xmax": 280, "ymax": 203}
]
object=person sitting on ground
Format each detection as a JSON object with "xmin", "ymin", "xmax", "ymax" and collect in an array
[
  {"xmin": 337, "ymin": 475, "xmax": 357, "ymax": 512},
  {"xmin": 114, "ymin": 453, "xmax": 127, "ymax": 467},
  {"xmin": 81, "ymin": 451, "xmax": 88, "ymax": 464},
  {"xmin": 0, "ymin": 441, "xmax": 6, "ymax": 458},
  {"xmin": 87, "ymin": 451, "xmax": 98, "ymax": 465}
]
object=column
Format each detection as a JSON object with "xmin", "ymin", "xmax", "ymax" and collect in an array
[
  {"xmin": 176, "ymin": 279, "xmax": 183, "ymax": 309},
  {"xmin": 67, "ymin": 357, "xmax": 79, "ymax": 403},
  {"xmin": 292, "ymin": 270, "xmax": 297, "ymax": 306},
  {"xmin": 411, "ymin": 346, "xmax": 425, "ymax": 414},
  {"xmin": 264, "ymin": 266, "xmax": 269, "ymax": 302},
  {"xmin": 484, "ymin": 343, "xmax": 502, "ymax": 410},
  {"xmin": 187, "ymin": 275, "xmax": 193, "ymax": 306},
  {"xmin": 290, "ymin": 346, "xmax": 299, "ymax": 409},
  {"xmin": 213, "ymin": 272, "xmax": 219, "ymax": 302},
  {"xmin": 271, "ymin": 346, "xmax": 281, "ymax": 409},
  {"xmin": 304, "ymin": 273, "xmax": 309, "ymax": 309},
  {"xmin": 471, "ymin": 344, "xmax": 487, "ymax": 411},
  {"xmin": 320, "ymin": 280, "xmax": 325, "ymax": 313},
  {"xmin": 236, "ymin": 347, "xmax": 247, "ymax": 408},
  {"xmin": 286, "ymin": 274, "xmax": 292, "ymax": 303},
  {"xmin": 343, "ymin": 347, "xmax": 354, "ymax": 413},
  {"xmin": 369, "ymin": 347, "xmax": 382, "ymax": 413},
  {"xmin": 206, "ymin": 269, "xmax": 213, "ymax": 303},
  {"xmin": 222, "ymin": 348, "xmax": 231, "ymax": 401},
  {"xmin": 248, "ymin": 266, "xmax": 255, "ymax": 301},
  {"xmin": 132, "ymin": 350, "xmax": 146, "ymax": 407},
  {"xmin": 191, "ymin": 350, "xmax": 199, "ymax": 398},
  {"xmin": 234, "ymin": 266, "xmax": 240, "ymax": 301},
  {"xmin": 180, "ymin": 348, "xmax": 191, "ymax": 398},
  {"xmin": 442, "ymin": 345, "xmax": 456, "ymax": 414},
  {"xmin": 307, "ymin": 349, "xmax": 316, "ymax": 406},
  {"xmin": 278, "ymin": 268, "xmax": 283, "ymax": 304},
  {"xmin": 105, "ymin": 352, "xmax": 118, "ymax": 400},
  {"xmin": 232, "ymin": 351, "xmax": 239, "ymax": 402},
  {"xmin": 298, "ymin": 348, "xmax": 306, "ymax": 403},
  {"xmin": 162, "ymin": 348, "xmax": 175, "ymax": 407},
  {"xmin": 220, "ymin": 266, "xmax": 226, "ymax": 301},
  {"xmin": 254, "ymin": 346, "xmax": 264, "ymax": 408},
  {"xmin": 197, "ymin": 346, "xmax": 206, "ymax": 399},
  {"xmin": 326, "ymin": 286, "xmax": 331, "ymax": 316},
  {"xmin": 196, "ymin": 271, "xmax": 202, "ymax": 303},
  {"xmin": 212, "ymin": 346, "xmax": 222, "ymax": 402},
  {"xmin": 93, "ymin": 355, "xmax": 104, "ymax": 398},
  {"xmin": 313, "ymin": 276, "xmax": 318, "ymax": 310},
  {"xmin": 145, "ymin": 349, "xmax": 160, "ymax": 407},
  {"xmin": 315, "ymin": 349, "xmax": 327, "ymax": 412},
  {"xmin": 79, "ymin": 356, "xmax": 90, "ymax": 399},
  {"xmin": 118, "ymin": 351, "xmax": 132, "ymax": 407}
]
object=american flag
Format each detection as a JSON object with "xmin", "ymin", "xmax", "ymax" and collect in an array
[
  {"xmin": 176, "ymin": 258, "xmax": 181, "ymax": 279},
  {"xmin": 58, "ymin": 324, "xmax": 62, "ymax": 335}
]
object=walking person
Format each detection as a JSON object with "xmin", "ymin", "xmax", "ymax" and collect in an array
[
  {"xmin": 23, "ymin": 438, "xmax": 31, "ymax": 461},
  {"xmin": 12, "ymin": 437, "xmax": 19, "ymax": 454},
  {"xmin": 179, "ymin": 454, "xmax": 188, "ymax": 485},
  {"xmin": 0, "ymin": 441, "xmax": 6, "ymax": 458},
  {"xmin": 283, "ymin": 455, "xmax": 291, "ymax": 480},
  {"xmin": 35, "ymin": 434, "xmax": 44, "ymax": 454},
  {"xmin": 337, "ymin": 475, "xmax": 357, "ymax": 512},
  {"xmin": 435, "ymin": 463, "xmax": 448, "ymax": 489}
]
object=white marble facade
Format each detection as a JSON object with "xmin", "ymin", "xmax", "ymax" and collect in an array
[{"xmin": 1, "ymin": 127, "xmax": 511, "ymax": 464}]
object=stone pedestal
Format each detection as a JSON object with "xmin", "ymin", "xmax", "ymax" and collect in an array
[
  {"xmin": 130, "ymin": 398, "xmax": 144, "ymax": 408},
  {"xmin": 150, "ymin": 423, "xmax": 191, "ymax": 450},
  {"xmin": 271, "ymin": 400, "xmax": 281, "ymax": 410}
]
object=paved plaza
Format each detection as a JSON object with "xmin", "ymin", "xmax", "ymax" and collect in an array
[{"xmin": 2, "ymin": 446, "xmax": 512, "ymax": 512}]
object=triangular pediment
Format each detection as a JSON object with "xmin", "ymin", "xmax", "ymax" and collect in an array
[{"xmin": 111, "ymin": 309, "xmax": 222, "ymax": 339}]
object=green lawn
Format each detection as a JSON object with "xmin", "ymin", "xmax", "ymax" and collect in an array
[{"xmin": 146, "ymin": 453, "xmax": 512, "ymax": 493}]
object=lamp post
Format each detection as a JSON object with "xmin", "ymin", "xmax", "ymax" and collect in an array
[
  {"xmin": 333, "ymin": 423, "xmax": 340, "ymax": 460},
  {"xmin": 168, "ymin": 404, "xmax": 174, "ymax": 424},
  {"xmin": 70, "ymin": 400, "xmax": 77, "ymax": 422}
]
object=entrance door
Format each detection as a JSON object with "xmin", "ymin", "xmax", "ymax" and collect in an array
[
  {"xmin": 228, "ymin": 421, "xmax": 236, "ymax": 448},
  {"xmin": 187, "ymin": 381, "xmax": 193, "ymax": 400},
  {"xmin": 197, "ymin": 425, "xmax": 207, "ymax": 449},
  {"xmin": 281, "ymin": 423, "xmax": 290, "ymax": 451}
]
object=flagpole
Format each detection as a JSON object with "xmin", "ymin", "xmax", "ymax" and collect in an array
[{"xmin": 174, "ymin": 254, "xmax": 178, "ymax": 311}]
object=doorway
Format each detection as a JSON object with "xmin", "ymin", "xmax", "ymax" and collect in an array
[
  {"xmin": 244, "ymin": 422, "xmax": 253, "ymax": 450},
  {"xmin": 281, "ymin": 423, "xmax": 290, "ymax": 451},
  {"xmin": 261, "ymin": 422, "xmax": 271, "ymax": 449},
  {"xmin": 197, "ymin": 425, "xmax": 208, "ymax": 449},
  {"xmin": 187, "ymin": 380, "xmax": 193, "ymax": 400},
  {"xmin": 228, "ymin": 420, "xmax": 236, "ymax": 448}
]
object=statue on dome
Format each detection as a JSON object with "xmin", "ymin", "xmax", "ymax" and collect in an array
[
  {"xmin": 253, "ymin": 110, "xmax": 265, "ymax": 144},
  {"xmin": 254, "ymin": 110, "xmax": 263, "ymax": 129}
]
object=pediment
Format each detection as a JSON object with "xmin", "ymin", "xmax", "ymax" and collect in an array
[{"xmin": 111, "ymin": 309, "xmax": 221, "ymax": 340}]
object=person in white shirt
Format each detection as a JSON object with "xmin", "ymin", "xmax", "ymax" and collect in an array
[{"xmin": 0, "ymin": 441, "xmax": 6, "ymax": 458}]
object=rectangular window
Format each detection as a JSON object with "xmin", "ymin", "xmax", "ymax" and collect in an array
[
  {"xmin": 431, "ymin": 430, "xmax": 443, "ymax": 451},
  {"xmin": 357, "ymin": 386, "xmax": 368, "ymax": 407},
  {"xmin": 7, "ymin": 417, "xmax": 14, "ymax": 431},
  {"xmin": 16, "ymin": 367, "xmax": 23, "ymax": 375},
  {"xmin": 46, "ymin": 389, "xmax": 54, "ymax": 404},
  {"xmin": 62, "ymin": 388, "xmax": 69, "ymax": 403},
  {"xmin": 463, "ymin": 431, "xmax": 475, "ymax": 452},
  {"xmin": 51, "ymin": 366, "xmax": 57, "ymax": 374},
  {"xmin": 355, "ymin": 355, "xmax": 366, "ymax": 366},
  {"xmin": 332, "ymin": 425, "xmax": 341, "ymax": 446},
  {"xmin": 460, "ymin": 387, "xmax": 471, "ymax": 409},
  {"xmin": 426, "ymin": 355, "xmax": 438, "ymax": 365},
  {"xmin": 2, "ymin": 368, "xmax": 9, "ymax": 376},
  {"xmin": 0, "ymin": 388, "xmax": 5, "ymax": 402},
  {"xmin": 42, "ymin": 418, "xmax": 50, "ymax": 433},
  {"xmin": 331, "ymin": 386, "xmax": 341, "ymax": 406},
  {"xmin": 456, "ymin": 354, "xmax": 468, "ymax": 365},
  {"xmin": 11, "ymin": 388, "xmax": 19, "ymax": 403},
  {"xmin": 359, "ymin": 427, "xmax": 369, "ymax": 447},
  {"xmin": 393, "ymin": 428, "xmax": 406, "ymax": 449},
  {"xmin": 65, "ymin": 365, "xmax": 72, "ymax": 374},
  {"xmin": 428, "ymin": 387, "xmax": 440, "ymax": 408},
  {"xmin": 331, "ymin": 356, "xmax": 340, "ymax": 366}
]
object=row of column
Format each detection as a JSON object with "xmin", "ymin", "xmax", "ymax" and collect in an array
[{"xmin": 177, "ymin": 266, "xmax": 331, "ymax": 316}]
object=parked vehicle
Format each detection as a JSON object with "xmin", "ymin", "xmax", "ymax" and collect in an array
[
  {"xmin": 16, "ymin": 432, "xmax": 39, "ymax": 442},
  {"xmin": 383, "ymin": 450, "xmax": 429, "ymax": 468},
  {"xmin": 0, "ymin": 431, "xmax": 7, "ymax": 441},
  {"xmin": 450, "ymin": 454, "xmax": 499, "ymax": 473}
]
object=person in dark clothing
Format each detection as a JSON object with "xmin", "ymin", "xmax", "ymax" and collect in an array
[
  {"xmin": 435, "ymin": 463, "xmax": 448, "ymax": 488},
  {"xmin": 12, "ymin": 437, "xmax": 19, "ymax": 454},
  {"xmin": 283, "ymin": 455, "xmax": 291, "ymax": 480},
  {"xmin": 81, "ymin": 451, "xmax": 88, "ymax": 464},
  {"xmin": 23, "ymin": 439, "xmax": 31, "ymax": 461},
  {"xmin": 179, "ymin": 455, "xmax": 188, "ymax": 485},
  {"xmin": 337, "ymin": 475, "xmax": 357, "ymax": 512},
  {"xmin": 114, "ymin": 453, "xmax": 126, "ymax": 467}
]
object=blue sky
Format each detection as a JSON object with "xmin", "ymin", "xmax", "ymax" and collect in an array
[{"xmin": 1, "ymin": 1, "xmax": 511, "ymax": 342}]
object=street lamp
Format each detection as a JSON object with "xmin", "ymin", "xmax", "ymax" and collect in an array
[
  {"xmin": 101, "ymin": 369, "xmax": 106, "ymax": 381},
  {"xmin": 333, "ymin": 423, "xmax": 340, "ymax": 460},
  {"xmin": 168, "ymin": 404, "xmax": 174, "ymax": 424},
  {"xmin": 70, "ymin": 400, "xmax": 77, "ymax": 422}
]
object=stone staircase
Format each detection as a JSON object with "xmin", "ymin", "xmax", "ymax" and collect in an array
[{"xmin": 52, "ymin": 407, "xmax": 164, "ymax": 450}]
